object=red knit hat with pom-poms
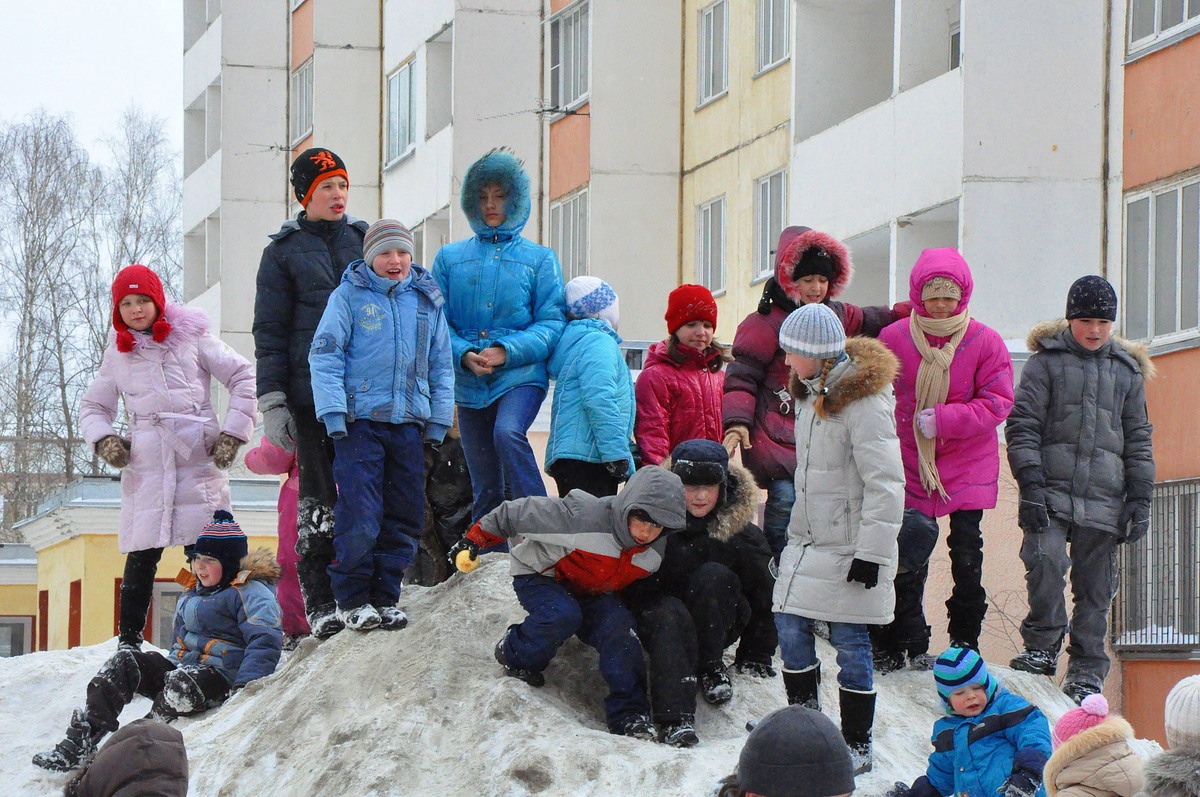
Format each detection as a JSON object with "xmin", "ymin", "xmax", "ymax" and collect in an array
[
  {"xmin": 111, "ymin": 264, "xmax": 171, "ymax": 353},
  {"xmin": 1052, "ymin": 693, "xmax": 1110, "ymax": 749},
  {"xmin": 664, "ymin": 284, "xmax": 718, "ymax": 335}
]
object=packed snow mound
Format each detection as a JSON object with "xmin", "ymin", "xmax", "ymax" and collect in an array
[{"xmin": 6, "ymin": 556, "xmax": 1099, "ymax": 796}]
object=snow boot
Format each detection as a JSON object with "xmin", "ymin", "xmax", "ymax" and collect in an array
[
  {"xmin": 783, "ymin": 663, "xmax": 821, "ymax": 710},
  {"xmin": 1062, "ymin": 676, "xmax": 1102, "ymax": 705},
  {"xmin": 873, "ymin": 647, "xmax": 906, "ymax": 675},
  {"xmin": 614, "ymin": 714, "xmax": 657, "ymax": 741},
  {"xmin": 376, "ymin": 605, "xmax": 408, "ymax": 630},
  {"xmin": 32, "ymin": 708, "xmax": 101, "ymax": 772},
  {"xmin": 948, "ymin": 636, "xmax": 978, "ymax": 652},
  {"xmin": 339, "ymin": 604, "xmax": 382, "ymax": 631},
  {"xmin": 1009, "ymin": 647, "xmax": 1058, "ymax": 676},
  {"xmin": 658, "ymin": 715, "xmax": 700, "ymax": 748},
  {"xmin": 907, "ymin": 652, "xmax": 937, "ymax": 671},
  {"xmin": 307, "ymin": 603, "xmax": 345, "ymax": 640},
  {"xmin": 494, "ymin": 638, "xmax": 545, "ymax": 687},
  {"xmin": 699, "ymin": 664, "xmax": 733, "ymax": 705},
  {"xmin": 840, "ymin": 687, "xmax": 876, "ymax": 776}
]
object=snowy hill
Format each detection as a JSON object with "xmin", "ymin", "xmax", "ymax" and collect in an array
[{"xmin": 4, "ymin": 556, "xmax": 1105, "ymax": 796}]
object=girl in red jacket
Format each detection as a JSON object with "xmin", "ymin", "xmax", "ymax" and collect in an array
[{"xmin": 635, "ymin": 284, "xmax": 727, "ymax": 466}]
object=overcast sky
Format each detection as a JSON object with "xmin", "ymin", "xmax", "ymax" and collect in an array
[{"xmin": 0, "ymin": 1, "xmax": 183, "ymax": 162}]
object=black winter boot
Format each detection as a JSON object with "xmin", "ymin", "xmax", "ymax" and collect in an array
[
  {"xmin": 782, "ymin": 663, "xmax": 820, "ymax": 710},
  {"xmin": 699, "ymin": 664, "xmax": 733, "ymax": 705},
  {"xmin": 32, "ymin": 709, "xmax": 102, "ymax": 772},
  {"xmin": 840, "ymin": 687, "xmax": 876, "ymax": 775},
  {"xmin": 658, "ymin": 715, "xmax": 700, "ymax": 747},
  {"xmin": 117, "ymin": 549, "xmax": 163, "ymax": 648}
]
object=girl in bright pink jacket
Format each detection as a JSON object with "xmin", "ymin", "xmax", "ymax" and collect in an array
[
  {"xmin": 874, "ymin": 248, "xmax": 1014, "ymax": 668},
  {"xmin": 244, "ymin": 436, "xmax": 311, "ymax": 640},
  {"xmin": 80, "ymin": 264, "xmax": 256, "ymax": 649}
]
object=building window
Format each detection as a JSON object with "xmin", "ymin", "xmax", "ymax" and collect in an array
[
  {"xmin": 387, "ymin": 62, "xmax": 415, "ymax": 164},
  {"xmin": 754, "ymin": 170, "xmax": 787, "ymax": 280},
  {"xmin": 150, "ymin": 582, "xmax": 184, "ymax": 648},
  {"xmin": 549, "ymin": 2, "xmax": 590, "ymax": 110},
  {"xmin": 699, "ymin": 0, "xmax": 729, "ymax": 105},
  {"xmin": 551, "ymin": 189, "xmax": 589, "ymax": 281},
  {"xmin": 950, "ymin": 24, "xmax": 962, "ymax": 69},
  {"xmin": 289, "ymin": 58, "xmax": 313, "ymax": 146},
  {"xmin": 1128, "ymin": 0, "xmax": 1200, "ymax": 52},
  {"xmin": 756, "ymin": 0, "xmax": 789, "ymax": 73},
  {"xmin": 0, "ymin": 617, "xmax": 32, "ymax": 657},
  {"xmin": 697, "ymin": 196, "xmax": 726, "ymax": 294},
  {"xmin": 1124, "ymin": 177, "xmax": 1200, "ymax": 339}
]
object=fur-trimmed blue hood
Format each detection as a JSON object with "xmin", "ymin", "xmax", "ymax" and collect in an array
[{"xmin": 460, "ymin": 148, "xmax": 531, "ymax": 239}]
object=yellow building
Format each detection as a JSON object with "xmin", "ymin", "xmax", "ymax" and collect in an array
[
  {"xmin": 16, "ymin": 476, "xmax": 279, "ymax": 651},
  {"xmin": 0, "ymin": 544, "xmax": 37, "ymax": 656},
  {"xmin": 683, "ymin": 0, "xmax": 793, "ymax": 333}
]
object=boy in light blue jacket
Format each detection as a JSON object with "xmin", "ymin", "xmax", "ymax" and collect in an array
[{"xmin": 309, "ymin": 219, "xmax": 454, "ymax": 632}]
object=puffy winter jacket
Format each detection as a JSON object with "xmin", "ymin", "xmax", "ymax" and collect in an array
[
  {"xmin": 171, "ymin": 549, "xmax": 283, "ymax": 686},
  {"xmin": 80, "ymin": 305, "xmax": 256, "ymax": 553},
  {"xmin": 431, "ymin": 150, "xmax": 566, "ymax": 409},
  {"xmin": 545, "ymin": 318, "xmax": 635, "ymax": 474},
  {"xmin": 623, "ymin": 461, "xmax": 777, "ymax": 666},
  {"xmin": 69, "ymin": 719, "xmax": 188, "ymax": 797},
  {"xmin": 1135, "ymin": 748, "xmax": 1200, "ymax": 797},
  {"xmin": 308, "ymin": 259, "xmax": 454, "ymax": 442},
  {"xmin": 724, "ymin": 225, "xmax": 908, "ymax": 485},
  {"xmin": 253, "ymin": 214, "xmax": 368, "ymax": 406},
  {"xmin": 1005, "ymin": 321, "xmax": 1155, "ymax": 535},
  {"xmin": 1045, "ymin": 716, "xmax": 1144, "ymax": 797},
  {"xmin": 467, "ymin": 466, "xmax": 687, "ymax": 595},
  {"xmin": 921, "ymin": 688, "xmax": 1053, "ymax": 797},
  {"xmin": 635, "ymin": 341, "xmax": 725, "ymax": 466},
  {"xmin": 773, "ymin": 337, "xmax": 904, "ymax": 625},
  {"xmin": 878, "ymin": 248, "xmax": 1014, "ymax": 517}
]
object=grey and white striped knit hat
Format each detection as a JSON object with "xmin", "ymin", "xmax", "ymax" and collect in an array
[
  {"xmin": 364, "ymin": 219, "xmax": 415, "ymax": 266},
  {"xmin": 778, "ymin": 303, "xmax": 845, "ymax": 359}
]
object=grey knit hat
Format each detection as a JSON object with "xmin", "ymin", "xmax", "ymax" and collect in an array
[
  {"xmin": 364, "ymin": 219, "xmax": 415, "ymax": 266},
  {"xmin": 1165, "ymin": 674, "xmax": 1200, "ymax": 750},
  {"xmin": 738, "ymin": 706, "xmax": 856, "ymax": 797},
  {"xmin": 779, "ymin": 303, "xmax": 846, "ymax": 359}
]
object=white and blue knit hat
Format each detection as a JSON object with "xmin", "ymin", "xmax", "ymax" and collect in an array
[
  {"xmin": 564, "ymin": 276, "xmax": 619, "ymax": 331},
  {"xmin": 779, "ymin": 303, "xmax": 845, "ymax": 359}
]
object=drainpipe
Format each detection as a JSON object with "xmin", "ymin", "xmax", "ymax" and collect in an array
[
  {"xmin": 1100, "ymin": 0, "xmax": 1113, "ymax": 278},
  {"xmin": 538, "ymin": 1, "xmax": 547, "ymax": 242},
  {"xmin": 677, "ymin": 0, "xmax": 686, "ymax": 285}
]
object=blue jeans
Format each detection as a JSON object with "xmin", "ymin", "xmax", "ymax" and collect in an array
[
  {"xmin": 504, "ymin": 574, "xmax": 649, "ymax": 730},
  {"xmin": 457, "ymin": 385, "xmax": 547, "ymax": 526},
  {"xmin": 762, "ymin": 478, "xmax": 796, "ymax": 561},
  {"xmin": 775, "ymin": 613, "xmax": 873, "ymax": 692},
  {"xmin": 329, "ymin": 421, "xmax": 424, "ymax": 609}
]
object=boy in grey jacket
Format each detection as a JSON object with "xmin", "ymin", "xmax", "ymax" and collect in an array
[{"xmin": 1006, "ymin": 276, "xmax": 1154, "ymax": 704}]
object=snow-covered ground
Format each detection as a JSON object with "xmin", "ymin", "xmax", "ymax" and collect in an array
[{"xmin": 2, "ymin": 556, "xmax": 1153, "ymax": 796}]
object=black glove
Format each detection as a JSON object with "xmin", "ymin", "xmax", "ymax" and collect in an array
[
  {"xmin": 1119, "ymin": 499, "xmax": 1151, "ymax": 544},
  {"xmin": 447, "ymin": 537, "xmax": 481, "ymax": 571},
  {"xmin": 999, "ymin": 769, "xmax": 1040, "ymax": 797},
  {"xmin": 846, "ymin": 558, "xmax": 880, "ymax": 589},
  {"xmin": 604, "ymin": 460, "xmax": 630, "ymax": 481},
  {"xmin": 1018, "ymin": 485, "xmax": 1050, "ymax": 534},
  {"xmin": 734, "ymin": 660, "xmax": 777, "ymax": 678},
  {"xmin": 884, "ymin": 783, "xmax": 912, "ymax": 797}
]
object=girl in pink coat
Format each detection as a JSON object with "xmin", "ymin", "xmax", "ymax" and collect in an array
[
  {"xmin": 874, "ymin": 249, "xmax": 1013, "ymax": 669},
  {"xmin": 80, "ymin": 265, "xmax": 256, "ymax": 649},
  {"xmin": 244, "ymin": 436, "xmax": 311, "ymax": 641}
]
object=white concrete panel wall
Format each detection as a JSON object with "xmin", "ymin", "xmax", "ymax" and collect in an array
[
  {"xmin": 183, "ymin": 19, "xmax": 222, "ymax": 108},
  {"xmin": 384, "ymin": 125, "xmax": 455, "ymax": 228},
  {"xmin": 183, "ymin": 154, "xmax": 222, "ymax": 234},
  {"xmin": 385, "ymin": 0, "xmax": 453, "ymax": 55},
  {"xmin": 896, "ymin": 0, "xmax": 959, "ymax": 92}
]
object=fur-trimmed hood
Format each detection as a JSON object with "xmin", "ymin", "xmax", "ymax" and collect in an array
[
  {"xmin": 1045, "ymin": 716, "xmax": 1143, "ymax": 796},
  {"xmin": 788, "ymin": 336, "xmax": 899, "ymax": 414},
  {"xmin": 1136, "ymin": 747, "xmax": 1200, "ymax": 797},
  {"xmin": 460, "ymin": 148, "xmax": 531, "ymax": 239},
  {"xmin": 661, "ymin": 457, "xmax": 759, "ymax": 543},
  {"xmin": 232, "ymin": 547, "xmax": 282, "ymax": 586},
  {"xmin": 1025, "ymin": 320, "xmax": 1156, "ymax": 380},
  {"xmin": 107, "ymin": 303, "xmax": 211, "ymax": 351},
  {"xmin": 775, "ymin": 228, "xmax": 852, "ymax": 303}
]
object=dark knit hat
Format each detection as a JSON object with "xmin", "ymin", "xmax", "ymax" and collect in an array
[
  {"xmin": 665, "ymin": 284, "xmax": 718, "ymax": 335},
  {"xmin": 192, "ymin": 510, "xmax": 248, "ymax": 584},
  {"xmin": 670, "ymin": 439, "xmax": 729, "ymax": 486},
  {"xmin": 738, "ymin": 706, "xmax": 856, "ymax": 797},
  {"xmin": 111, "ymin": 264, "xmax": 171, "ymax": 353},
  {"xmin": 934, "ymin": 647, "xmax": 998, "ymax": 712},
  {"xmin": 364, "ymin": 219, "xmax": 415, "ymax": 266},
  {"xmin": 290, "ymin": 148, "xmax": 348, "ymax": 207},
  {"xmin": 793, "ymin": 245, "xmax": 837, "ymax": 281},
  {"xmin": 1065, "ymin": 275, "xmax": 1118, "ymax": 321}
]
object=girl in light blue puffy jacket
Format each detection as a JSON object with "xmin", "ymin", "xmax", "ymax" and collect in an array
[{"xmin": 545, "ymin": 277, "xmax": 635, "ymax": 498}]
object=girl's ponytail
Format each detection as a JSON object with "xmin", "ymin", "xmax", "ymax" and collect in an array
[{"xmin": 812, "ymin": 358, "xmax": 836, "ymax": 419}]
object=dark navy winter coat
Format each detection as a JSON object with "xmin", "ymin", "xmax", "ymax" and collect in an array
[{"xmin": 253, "ymin": 214, "xmax": 369, "ymax": 406}]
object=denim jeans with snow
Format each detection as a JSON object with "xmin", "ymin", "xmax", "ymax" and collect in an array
[{"xmin": 775, "ymin": 613, "xmax": 873, "ymax": 692}]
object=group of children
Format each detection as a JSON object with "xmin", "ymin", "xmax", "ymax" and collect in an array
[{"xmin": 32, "ymin": 143, "xmax": 1168, "ymax": 796}]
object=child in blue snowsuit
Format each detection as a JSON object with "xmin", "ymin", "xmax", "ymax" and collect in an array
[
  {"xmin": 887, "ymin": 647, "xmax": 1053, "ymax": 797},
  {"xmin": 310, "ymin": 219, "xmax": 455, "ymax": 632}
]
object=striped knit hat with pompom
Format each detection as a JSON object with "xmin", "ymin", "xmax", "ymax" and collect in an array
[
  {"xmin": 934, "ymin": 647, "xmax": 998, "ymax": 712},
  {"xmin": 192, "ymin": 510, "xmax": 248, "ymax": 584}
]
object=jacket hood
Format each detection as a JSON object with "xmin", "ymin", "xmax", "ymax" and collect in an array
[
  {"xmin": 1025, "ymin": 319, "xmax": 1156, "ymax": 380},
  {"xmin": 610, "ymin": 465, "xmax": 687, "ymax": 547},
  {"xmin": 232, "ymin": 548, "xmax": 282, "ymax": 586},
  {"xmin": 660, "ymin": 456, "xmax": 759, "ymax": 543},
  {"xmin": 908, "ymin": 247, "xmax": 973, "ymax": 315},
  {"xmin": 461, "ymin": 148, "xmax": 531, "ymax": 239},
  {"xmin": 107, "ymin": 303, "xmax": 211, "ymax": 351},
  {"xmin": 67, "ymin": 718, "xmax": 188, "ymax": 797},
  {"xmin": 268, "ymin": 214, "xmax": 369, "ymax": 241},
  {"xmin": 1138, "ymin": 747, "xmax": 1200, "ymax": 797},
  {"xmin": 788, "ymin": 336, "xmax": 899, "ymax": 413},
  {"xmin": 549, "ymin": 318, "xmax": 622, "ymax": 379},
  {"xmin": 341, "ymin": 259, "xmax": 444, "ymax": 305},
  {"xmin": 776, "ymin": 228, "xmax": 852, "ymax": 302},
  {"xmin": 1044, "ymin": 716, "xmax": 1138, "ymax": 795}
]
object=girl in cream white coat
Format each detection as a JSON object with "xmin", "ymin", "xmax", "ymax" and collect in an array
[{"xmin": 772, "ymin": 302, "xmax": 904, "ymax": 776}]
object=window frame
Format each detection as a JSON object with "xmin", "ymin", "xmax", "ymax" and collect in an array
[
  {"xmin": 386, "ymin": 60, "xmax": 416, "ymax": 167},
  {"xmin": 551, "ymin": 188, "xmax": 590, "ymax": 282},
  {"xmin": 289, "ymin": 57, "xmax": 314, "ymax": 147},
  {"xmin": 755, "ymin": 0, "xmax": 790, "ymax": 75},
  {"xmin": 1123, "ymin": 174, "xmax": 1200, "ymax": 343},
  {"xmin": 698, "ymin": 0, "xmax": 730, "ymax": 108},
  {"xmin": 1127, "ymin": 0, "xmax": 1200, "ymax": 56},
  {"xmin": 150, "ymin": 581, "xmax": 185, "ymax": 649},
  {"xmin": 753, "ymin": 169, "xmax": 787, "ymax": 283},
  {"xmin": 0, "ymin": 616, "xmax": 32, "ymax": 657},
  {"xmin": 696, "ymin": 195, "xmax": 727, "ymax": 295},
  {"xmin": 549, "ymin": 1, "xmax": 591, "ymax": 112}
]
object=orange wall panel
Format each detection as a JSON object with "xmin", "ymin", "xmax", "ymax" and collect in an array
[
  {"xmin": 549, "ymin": 105, "xmax": 590, "ymax": 200},
  {"xmin": 1145, "ymin": 347, "xmax": 1200, "ymax": 481},
  {"xmin": 550, "ymin": 0, "xmax": 575, "ymax": 14},
  {"xmin": 1124, "ymin": 33, "xmax": 1200, "ymax": 190},
  {"xmin": 1122, "ymin": 658, "xmax": 1200, "ymax": 745},
  {"xmin": 291, "ymin": 1, "xmax": 314, "ymax": 71}
]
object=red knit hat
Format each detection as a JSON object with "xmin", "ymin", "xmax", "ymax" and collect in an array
[
  {"xmin": 665, "ymin": 284, "xmax": 718, "ymax": 335},
  {"xmin": 1052, "ymin": 693, "xmax": 1110, "ymax": 749},
  {"xmin": 111, "ymin": 264, "xmax": 170, "ymax": 353}
]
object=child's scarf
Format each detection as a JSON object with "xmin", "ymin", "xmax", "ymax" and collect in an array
[{"xmin": 909, "ymin": 310, "xmax": 970, "ymax": 500}]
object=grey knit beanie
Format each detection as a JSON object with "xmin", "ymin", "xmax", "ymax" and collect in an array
[
  {"xmin": 364, "ymin": 219, "xmax": 415, "ymax": 266},
  {"xmin": 779, "ymin": 303, "xmax": 846, "ymax": 359},
  {"xmin": 1165, "ymin": 674, "xmax": 1200, "ymax": 750},
  {"xmin": 738, "ymin": 706, "xmax": 856, "ymax": 797}
]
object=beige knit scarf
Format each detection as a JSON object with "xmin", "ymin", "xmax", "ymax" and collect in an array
[{"xmin": 909, "ymin": 310, "xmax": 970, "ymax": 499}]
